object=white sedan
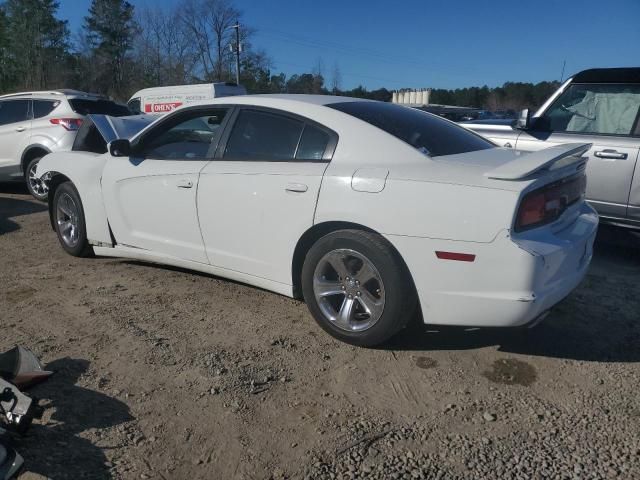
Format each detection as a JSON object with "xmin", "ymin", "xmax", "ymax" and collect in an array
[{"xmin": 37, "ymin": 95, "xmax": 598, "ymax": 346}]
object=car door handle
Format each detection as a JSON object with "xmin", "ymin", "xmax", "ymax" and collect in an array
[
  {"xmin": 15, "ymin": 126, "xmax": 26, "ymax": 132},
  {"xmin": 594, "ymin": 150, "xmax": 627, "ymax": 160},
  {"xmin": 285, "ymin": 183, "xmax": 308, "ymax": 193},
  {"xmin": 176, "ymin": 179, "xmax": 193, "ymax": 189}
]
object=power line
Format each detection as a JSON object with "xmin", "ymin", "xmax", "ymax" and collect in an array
[
  {"xmin": 257, "ymin": 27, "xmax": 446, "ymax": 72},
  {"xmin": 271, "ymin": 60, "xmax": 410, "ymax": 88},
  {"xmin": 255, "ymin": 27, "xmax": 480, "ymax": 89},
  {"xmin": 257, "ymin": 27, "xmax": 466, "ymax": 78}
]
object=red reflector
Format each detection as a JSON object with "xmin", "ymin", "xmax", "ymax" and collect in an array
[{"xmin": 435, "ymin": 251, "xmax": 476, "ymax": 262}]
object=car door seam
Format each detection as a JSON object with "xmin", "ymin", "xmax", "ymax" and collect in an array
[
  {"xmin": 312, "ymin": 161, "xmax": 332, "ymax": 226},
  {"xmin": 196, "ymin": 160, "xmax": 213, "ymax": 264},
  {"xmin": 625, "ymin": 148, "xmax": 640, "ymax": 216}
]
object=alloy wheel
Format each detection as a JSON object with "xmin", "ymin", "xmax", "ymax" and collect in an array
[
  {"xmin": 312, "ymin": 248, "xmax": 386, "ymax": 332},
  {"xmin": 28, "ymin": 162, "xmax": 49, "ymax": 197},
  {"xmin": 56, "ymin": 192, "xmax": 80, "ymax": 248}
]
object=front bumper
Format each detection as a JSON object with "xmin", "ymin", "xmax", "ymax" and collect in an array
[{"xmin": 387, "ymin": 203, "xmax": 598, "ymax": 327}]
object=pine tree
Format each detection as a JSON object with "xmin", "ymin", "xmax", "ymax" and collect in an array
[
  {"xmin": 0, "ymin": 7, "xmax": 13, "ymax": 92},
  {"xmin": 2, "ymin": 0, "xmax": 69, "ymax": 91},
  {"xmin": 84, "ymin": 0, "xmax": 137, "ymax": 98}
]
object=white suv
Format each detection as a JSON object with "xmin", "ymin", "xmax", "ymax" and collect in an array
[{"xmin": 0, "ymin": 90, "xmax": 130, "ymax": 200}]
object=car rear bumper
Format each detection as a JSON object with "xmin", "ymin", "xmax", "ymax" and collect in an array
[{"xmin": 387, "ymin": 203, "xmax": 598, "ymax": 327}]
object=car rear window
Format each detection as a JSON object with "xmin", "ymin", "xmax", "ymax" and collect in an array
[
  {"xmin": 68, "ymin": 99, "xmax": 131, "ymax": 117},
  {"xmin": 328, "ymin": 101, "xmax": 494, "ymax": 157},
  {"xmin": 33, "ymin": 100, "xmax": 60, "ymax": 119}
]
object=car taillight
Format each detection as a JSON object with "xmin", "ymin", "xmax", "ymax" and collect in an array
[
  {"xmin": 515, "ymin": 174, "xmax": 586, "ymax": 232},
  {"xmin": 50, "ymin": 118, "xmax": 83, "ymax": 131}
]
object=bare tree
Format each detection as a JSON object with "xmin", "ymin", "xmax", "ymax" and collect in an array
[
  {"xmin": 180, "ymin": 0, "xmax": 246, "ymax": 82},
  {"xmin": 311, "ymin": 57, "xmax": 324, "ymax": 94},
  {"xmin": 134, "ymin": 5, "xmax": 198, "ymax": 86},
  {"xmin": 313, "ymin": 57, "xmax": 324, "ymax": 78},
  {"xmin": 331, "ymin": 61, "xmax": 342, "ymax": 94}
]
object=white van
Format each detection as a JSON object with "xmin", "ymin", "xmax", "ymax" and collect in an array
[{"xmin": 127, "ymin": 82, "xmax": 247, "ymax": 114}]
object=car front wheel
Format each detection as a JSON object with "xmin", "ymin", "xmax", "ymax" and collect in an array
[
  {"xmin": 53, "ymin": 181, "xmax": 92, "ymax": 257},
  {"xmin": 301, "ymin": 229, "xmax": 417, "ymax": 347}
]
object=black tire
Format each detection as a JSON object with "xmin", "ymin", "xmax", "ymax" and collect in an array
[
  {"xmin": 52, "ymin": 181, "xmax": 93, "ymax": 257},
  {"xmin": 25, "ymin": 156, "xmax": 49, "ymax": 201},
  {"xmin": 301, "ymin": 229, "xmax": 417, "ymax": 347}
]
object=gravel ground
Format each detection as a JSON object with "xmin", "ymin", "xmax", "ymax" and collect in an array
[{"xmin": 1, "ymin": 184, "xmax": 639, "ymax": 480}]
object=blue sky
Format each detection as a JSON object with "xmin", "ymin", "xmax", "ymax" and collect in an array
[{"xmin": 58, "ymin": 0, "xmax": 640, "ymax": 90}]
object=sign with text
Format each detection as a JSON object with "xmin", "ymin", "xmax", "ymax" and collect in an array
[{"xmin": 144, "ymin": 102, "xmax": 183, "ymax": 113}]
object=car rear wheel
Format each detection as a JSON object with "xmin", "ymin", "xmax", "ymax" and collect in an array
[
  {"xmin": 53, "ymin": 181, "xmax": 92, "ymax": 257},
  {"xmin": 25, "ymin": 157, "xmax": 49, "ymax": 201},
  {"xmin": 302, "ymin": 229, "xmax": 417, "ymax": 347}
]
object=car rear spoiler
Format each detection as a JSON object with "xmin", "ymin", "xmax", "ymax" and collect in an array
[{"xmin": 485, "ymin": 143, "xmax": 592, "ymax": 180}]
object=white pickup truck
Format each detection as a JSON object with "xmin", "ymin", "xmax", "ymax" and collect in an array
[{"xmin": 463, "ymin": 68, "xmax": 640, "ymax": 230}]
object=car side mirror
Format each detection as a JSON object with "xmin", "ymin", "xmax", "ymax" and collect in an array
[
  {"xmin": 109, "ymin": 139, "xmax": 131, "ymax": 157},
  {"xmin": 516, "ymin": 108, "xmax": 530, "ymax": 130}
]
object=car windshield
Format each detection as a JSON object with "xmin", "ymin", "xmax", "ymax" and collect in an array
[
  {"xmin": 69, "ymin": 98, "xmax": 132, "ymax": 117},
  {"xmin": 328, "ymin": 101, "xmax": 494, "ymax": 157},
  {"xmin": 540, "ymin": 83, "xmax": 640, "ymax": 135}
]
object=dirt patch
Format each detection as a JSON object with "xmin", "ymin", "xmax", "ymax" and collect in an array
[
  {"xmin": 1, "ymin": 189, "xmax": 640, "ymax": 479},
  {"xmin": 3, "ymin": 286, "xmax": 37, "ymax": 304},
  {"xmin": 482, "ymin": 358, "xmax": 537, "ymax": 386},
  {"xmin": 414, "ymin": 356, "xmax": 437, "ymax": 369}
]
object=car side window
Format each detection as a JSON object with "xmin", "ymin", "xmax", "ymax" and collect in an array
[
  {"xmin": 296, "ymin": 124, "xmax": 330, "ymax": 160},
  {"xmin": 539, "ymin": 83, "xmax": 640, "ymax": 136},
  {"xmin": 33, "ymin": 100, "xmax": 60, "ymax": 119},
  {"xmin": 141, "ymin": 109, "xmax": 228, "ymax": 160},
  {"xmin": 0, "ymin": 100, "xmax": 30, "ymax": 126},
  {"xmin": 224, "ymin": 110, "xmax": 305, "ymax": 161}
]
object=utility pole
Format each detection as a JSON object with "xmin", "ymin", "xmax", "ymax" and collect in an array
[
  {"xmin": 560, "ymin": 59, "xmax": 567, "ymax": 83},
  {"xmin": 231, "ymin": 22, "xmax": 241, "ymax": 85}
]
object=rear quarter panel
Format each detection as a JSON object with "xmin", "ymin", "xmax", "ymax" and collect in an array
[
  {"xmin": 29, "ymin": 118, "xmax": 77, "ymax": 152},
  {"xmin": 315, "ymin": 163, "xmax": 519, "ymax": 243}
]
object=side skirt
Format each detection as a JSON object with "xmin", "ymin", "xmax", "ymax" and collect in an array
[{"xmin": 92, "ymin": 246, "xmax": 295, "ymax": 298}]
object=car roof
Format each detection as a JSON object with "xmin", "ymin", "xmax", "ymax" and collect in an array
[
  {"xmin": 187, "ymin": 93, "xmax": 370, "ymax": 109},
  {"xmin": 572, "ymin": 67, "xmax": 640, "ymax": 84},
  {"xmin": 0, "ymin": 90, "xmax": 107, "ymax": 100}
]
